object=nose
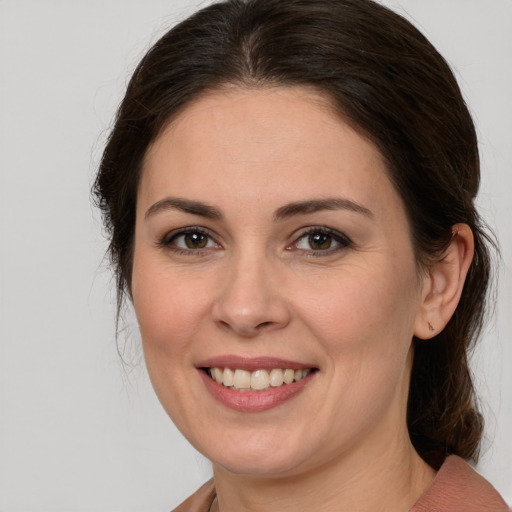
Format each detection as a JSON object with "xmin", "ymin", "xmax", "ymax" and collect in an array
[{"xmin": 211, "ymin": 251, "xmax": 291, "ymax": 338}]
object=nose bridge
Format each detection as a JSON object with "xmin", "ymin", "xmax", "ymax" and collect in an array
[{"xmin": 212, "ymin": 244, "xmax": 290, "ymax": 336}]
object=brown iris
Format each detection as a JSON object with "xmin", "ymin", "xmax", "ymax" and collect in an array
[
  {"xmin": 184, "ymin": 232, "xmax": 208, "ymax": 248},
  {"xmin": 308, "ymin": 233, "xmax": 332, "ymax": 250}
]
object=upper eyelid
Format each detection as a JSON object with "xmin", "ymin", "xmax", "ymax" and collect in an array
[
  {"xmin": 285, "ymin": 226, "xmax": 353, "ymax": 256},
  {"xmin": 292, "ymin": 226, "xmax": 351, "ymax": 243},
  {"xmin": 160, "ymin": 226, "xmax": 219, "ymax": 246}
]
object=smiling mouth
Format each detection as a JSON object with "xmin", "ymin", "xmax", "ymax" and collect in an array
[{"xmin": 204, "ymin": 367, "xmax": 317, "ymax": 392}]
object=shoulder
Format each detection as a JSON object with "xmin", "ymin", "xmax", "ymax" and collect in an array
[
  {"xmin": 171, "ymin": 479, "xmax": 216, "ymax": 512},
  {"xmin": 411, "ymin": 455, "xmax": 509, "ymax": 512}
]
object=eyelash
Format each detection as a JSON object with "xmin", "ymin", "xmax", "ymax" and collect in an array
[
  {"xmin": 158, "ymin": 226, "xmax": 352, "ymax": 256},
  {"xmin": 289, "ymin": 226, "xmax": 352, "ymax": 256},
  {"xmin": 158, "ymin": 226, "xmax": 220, "ymax": 256}
]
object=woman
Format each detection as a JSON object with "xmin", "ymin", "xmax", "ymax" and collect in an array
[{"xmin": 94, "ymin": 0, "xmax": 509, "ymax": 510}]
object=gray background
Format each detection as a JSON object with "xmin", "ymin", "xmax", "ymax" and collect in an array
[{"xmin": 0, "ymin": 1, "xmax": 510, "ymax": 510}]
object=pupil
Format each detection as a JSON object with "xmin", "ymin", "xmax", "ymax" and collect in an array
[
  {"xmin": 185, "ymin": 232, "xmax": 207, "ymax": 248},
  {"xmin": 309, "ymin": 233, "xmax": 331, "ymax": 250}
]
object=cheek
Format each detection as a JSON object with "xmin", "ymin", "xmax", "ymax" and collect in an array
[
  {"xmin": 295, "ymin": 260, "xmax": 420, "ymax": 402},
  {"xmin": 131, "ymin": 257, "xmax": 210, "ymax": 362},
  {"xmin": 131, "ymin": 258, "xmax": 215, "ymax": 431},
  {"xmin": 296, "ymin": 266, "xmax": 419, "ymax": 429},
  {"xmin": 295, "ymin": 263, "xmax": 419, "ymax": 355}
]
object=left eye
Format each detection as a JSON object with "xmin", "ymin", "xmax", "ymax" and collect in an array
[{"xmin": 293, "ymin": 229, "xmax": 351, "ymax": 252}]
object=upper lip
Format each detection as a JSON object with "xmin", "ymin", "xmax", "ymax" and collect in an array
[{"xmin": 196, "ymin": 355, "xmax": 316, "ymax": 372}]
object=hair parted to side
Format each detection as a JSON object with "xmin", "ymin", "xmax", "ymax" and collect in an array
[{"xmin": 93, "ymin": 0, "xmax": 496, "ymax": 468}]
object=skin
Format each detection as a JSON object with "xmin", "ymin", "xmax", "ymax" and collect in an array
[{"xmin": 131, "ymin": 87, "xmax": 473, "ymax": 511}]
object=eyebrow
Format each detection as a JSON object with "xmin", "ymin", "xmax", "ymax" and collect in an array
[
  {"xmin": 273, "ymin": 198, "xmax": 373, "ymax": 220},
  {"xmin": 145, "ymin": 197, "xmax": 223, "ymax": 220},
  {"xmin": 144, "ymin": 196, "xmax": 373, "ymax": 221}
]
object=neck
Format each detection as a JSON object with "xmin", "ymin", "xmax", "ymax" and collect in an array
[{"xmin": 211, "ymin": 431, "xmax": 435, "ymax": 512}]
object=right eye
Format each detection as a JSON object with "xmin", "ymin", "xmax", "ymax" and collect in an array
[{"xmin": 162, "ymin": 227, "xmax": 220, "ymax": 252}]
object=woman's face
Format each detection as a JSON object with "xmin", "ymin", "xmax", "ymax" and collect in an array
[{"xmin": 132, "ymin": 87, "xmax": 429, "ymax": 477}]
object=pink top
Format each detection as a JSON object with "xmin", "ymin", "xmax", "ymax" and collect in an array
[{"xmin": 172, "ymin": 455, "xmax": 509, "ymax": 511}]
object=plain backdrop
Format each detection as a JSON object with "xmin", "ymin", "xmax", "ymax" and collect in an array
[{"xmin": 0, "ymin": 1, "xmax": 510, "ymax": 510}]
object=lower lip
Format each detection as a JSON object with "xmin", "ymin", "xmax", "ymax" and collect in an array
[{"xmin": 199, "ymin": 370, "xmax": 314, "ymax": 412}]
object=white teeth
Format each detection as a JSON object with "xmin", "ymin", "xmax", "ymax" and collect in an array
[
  {"xmin": 251, "ymin": 370, "xmax": 270, "ymax": 390},
  {"xmin": 293, "ymin": 369, "xmax": 311, "ymax": 381},
  {"xmin": 214, "ymin": 367, "xmax": 223, "ymax": 384},
  {"xmin": 269, "ymin": 368, "xmax": 284, "ymax": 387},
  {"xmin": 283, "ymin": 368, "xmax": 295, "ymax": 384},
  {"xmin": 233, "ymin": 369, "xmax": 251, "ymax": 389},
  {"xmin": 208, "ymin": 367, "xmax": 313, "ymax": 391},
  {"xmin": 222, "ymin": 367, "xmax": 234, "ymax": 387}
]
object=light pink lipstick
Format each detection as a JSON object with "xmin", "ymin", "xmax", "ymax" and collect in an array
[{"xmin": 197, "ymin": 356, "xmax": 317, "ymax": 412}]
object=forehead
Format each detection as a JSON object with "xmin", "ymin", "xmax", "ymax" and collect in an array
[
  {"xmin": 144, "ymin": 86, "xmax": 349, "ymax": 170},
  {"xmin": 139, "ymin": 86, "xmax": 401, "ymax": 221}
]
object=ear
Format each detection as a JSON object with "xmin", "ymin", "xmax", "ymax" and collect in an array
[{"xmin": 414, "ymin": 224, "xmax": 474, "ymax": 340}]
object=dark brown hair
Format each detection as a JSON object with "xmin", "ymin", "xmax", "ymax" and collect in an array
[{"xmin": 93, "ymin": 0, "xmax": 496, "ymax": 469}]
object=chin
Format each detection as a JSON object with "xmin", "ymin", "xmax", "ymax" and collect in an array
[
  {"xmin": 213, "ymin": 451, "xmax": 308, "ymax": 478},
  {"xmin": 199, "ymin": 429, "xmax": 319, "ymax": 478}
]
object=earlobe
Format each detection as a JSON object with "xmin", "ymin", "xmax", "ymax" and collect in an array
[{"xmin": 414, "ymin": 224, "xmax": 474, "ymax": 340}]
